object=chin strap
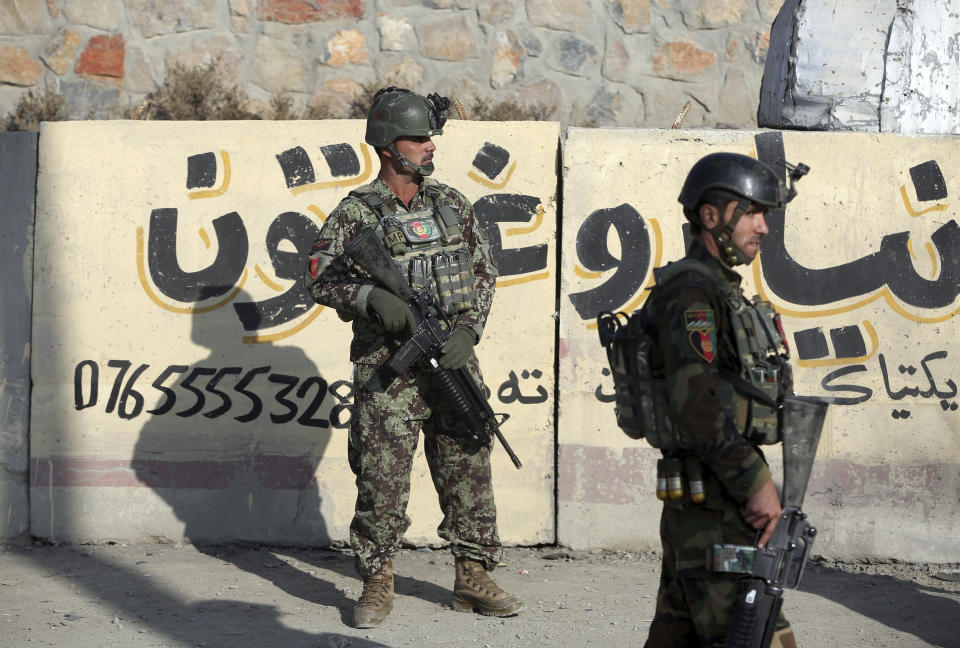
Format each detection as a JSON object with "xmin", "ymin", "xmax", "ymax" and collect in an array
[
  {"xmin": 387, "ymin": 144, "xmax": 434, "ymax": 177},
  {"xmin": 710, "ymin": 197, "xmax": 753, "ymax": 267}
]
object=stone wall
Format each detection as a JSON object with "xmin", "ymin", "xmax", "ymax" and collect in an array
[{"xmin": 1, "ymin": 0, "xmax": 783, "ymax": 128}]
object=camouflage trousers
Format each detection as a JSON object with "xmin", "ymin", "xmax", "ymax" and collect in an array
[
  {"xmin": 644, "ymin": 490, "xmax": 792, "ymax": 648},
  {"xmin": 347, "ymin": 355, "xmax": 502, "ymax": 580}
]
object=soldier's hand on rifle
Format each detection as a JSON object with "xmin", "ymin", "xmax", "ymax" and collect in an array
[
  {"xmin": 368, "ymin": 287, "xmax": 416, "ymax": 334},
  {"xmin": 439, "ymin": 327, "xmax": 475, "ymax": 369},
  {"xmin": 741, "ymin": 479, "xmax": 782, "ymax": 548}
]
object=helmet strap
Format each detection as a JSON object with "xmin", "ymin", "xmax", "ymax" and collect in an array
[
  {"xmin": 387, "ymin": 143, "xmax": 434, "ymax": 177},
  {"xmin": 710, "ymin": 197, "xmax": 753, "ymax": 266}
]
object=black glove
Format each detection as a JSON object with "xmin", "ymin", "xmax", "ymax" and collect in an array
[
  {"xmin": 438, "ymin": 327, "xmax": 475, "ymax": 369},
  {"xmin": 367, "ymin": 287, "xmax": 415, "ymax": 333}
]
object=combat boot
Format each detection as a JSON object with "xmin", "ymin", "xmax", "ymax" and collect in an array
[
  {"xmin": 452, "ymin": 556, "xmax": 525, "ymax": 617},
  {"xmin": 353, "ymin": 559, "xmax": 393, "ymax": 628}
]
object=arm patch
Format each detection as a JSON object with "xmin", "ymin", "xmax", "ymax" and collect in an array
[
  {"xmin": 304, "ymin": 238, "xmax": 334, "ymax": 285},
  {"xmin": 685, "ymin": 308, "xmax": 717, "ymax": 363}
]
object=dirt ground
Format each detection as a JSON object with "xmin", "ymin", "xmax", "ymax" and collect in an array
[{"xmin": 1, "ymin": 541, "xmax": 957, "ymax": 648}]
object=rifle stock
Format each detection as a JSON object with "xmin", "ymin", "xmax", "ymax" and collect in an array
[
  {"xmin": 344, "ymin": 228, "xmax": 413, "ymax": 300},
  {"xmin": 724, "ymin": 395, "xmax": 828, "ymax": 648},
  {"xmin": 780, "ymin": 395, "xmax": 828, "ymax": 509},
  {"xmin": 343, "ymin": 227, "xmax": 522, "ymax": 469}
]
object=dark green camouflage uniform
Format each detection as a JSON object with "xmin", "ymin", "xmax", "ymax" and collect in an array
[
  {"xmin": 643, "ymin": 239, "xmax": 790, "ymax": 648},
  {"xmin": 309, "ymin": 176, "xmax": 501, "ymax": 579}
]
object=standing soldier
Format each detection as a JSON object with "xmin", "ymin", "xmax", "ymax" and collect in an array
[
  {"xmin": 604, "ymin": 152, "xmax": 805, "ymax": 648},
  {"xmin": 305, "ymin": 87, "xmax": 523, "ymax": 629}
]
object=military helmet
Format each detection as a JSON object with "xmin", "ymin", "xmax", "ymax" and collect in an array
[
  {"xmin": 364, "ymin": 87, "xmax": 449, "ymax": 148},
  {"xmin": 678, "ymin": 152, "xmax": 789, "ymax": 218}
]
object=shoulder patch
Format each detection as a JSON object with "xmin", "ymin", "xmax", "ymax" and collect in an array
[
  {"xmin": 306, "ymin": 238, "xmax": 334, "ymax": 281},
  {"xmin": 684, "ymin": 309, "xmax": 717, "ymax": 363}
]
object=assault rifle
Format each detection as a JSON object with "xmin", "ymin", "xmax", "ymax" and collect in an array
[
  {"xmin": 722, "ymin": 395, "xmax": 828, "ymax": 648},
  {"xmin": 344, "ymin": 227, "xmax": 522, "ymax": 469}
]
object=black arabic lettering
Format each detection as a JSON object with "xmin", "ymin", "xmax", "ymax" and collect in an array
[
  {"xmin": 275, "ymin": 143, "xmax": 361, "ymax": 188},
  {"xmin": 819, "ymin": 364, "xmax": 872, "ymax": 405},
  {"xmin": 755, "ymin": 132, "xmax": 960, "ymax": 310},
  {"xmin": 519, "ymin": 369, "xmax": 548, "ymax": 404},
  {"xmin": 473, "ymin": 194, "xmax": 548, "ymax": 276},
  {"xmin": 233, "ymin": 211, "xmax": 321, "ymax": 330},
  {"xmin": 497, "ymin": 370, "xmax": 520, "ymax": 403},
  {"xmin": 497, "ymin": 369, "xmax": 548, "ymax": 405},
  {"xmin": 877, "ymin": 351, "xmax": 960, "ymax": 402},
  {"xmin": 568, "ymin": 204, "xmax": 651, "ymax": 320},
  {"xmin": 595, "ymin": 367, "xmax": 616, "ymax": 403},
  {"xmin": 151, "ymin": 145, "xmax": 361, "ymax": 332},
  {"xmin": 918, "ymin": 351, "xmax": 958, "ymax": 399},
  {"xmin": 878, "ymin": 354, "xmax": 920, "ymax": 400},
  {"xmin": 472, "ymin": 142, "xmax": 510, "ymax": 180},
  {"xmin": 148, "ymin": 208, "xmax": 248, "ymax": 302}
]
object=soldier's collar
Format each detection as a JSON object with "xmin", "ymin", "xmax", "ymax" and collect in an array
[{"xmin": 688, "ymin": 238, "xmax": 742, "ymax": 288}]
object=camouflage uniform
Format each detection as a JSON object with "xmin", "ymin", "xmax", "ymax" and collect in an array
[
  {"xmin": 643, "ymin": 238, "xmax": 791, "ymax": 648},
  {"xmin": 309, "ymin": 176, "xmax": 501, "ymax": 579}
]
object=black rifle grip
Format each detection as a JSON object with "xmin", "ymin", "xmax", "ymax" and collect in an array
[
  {"xmin": 386, "ymin": 335, "xmax": 427, "ymax": 375},
  {"xmin": 724, "ymin": 578, "xmax": 760, "ymax": 648},
  {"xmin": 724, "ymin": 578, "xmax": 783, "ymax": 648}
]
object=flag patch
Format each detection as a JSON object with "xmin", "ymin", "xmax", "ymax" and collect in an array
[
  {"xmin": 685, "ymin": 309, "xmax": 717, "ymax": 363},
  {"xmin": 306, "ymin": 239, "xmax": 333, "ymax": 281}
]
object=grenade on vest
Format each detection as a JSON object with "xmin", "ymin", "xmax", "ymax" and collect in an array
[
  {"xmin": 407, "ymin": 256, "xmax": 435, "ymax": 295},
  {"xmin": 666, "ymin": 458, "xmax": 684, "ymax": 500},
  {"xmin": 686, "ymin": 457, "xmax": 706, "ymax": 504},
  {"xmin": 655, "ymin": 457, "xmax": 706, "ymax": 504},
  {"xmin": 656, "ymin": 460, "xmax": 669, "ymax": 501}
]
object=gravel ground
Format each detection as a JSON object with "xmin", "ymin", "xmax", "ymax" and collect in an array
[{"xmin": 1, "ymin": 542, "xmax": 957, "ymax": 648}]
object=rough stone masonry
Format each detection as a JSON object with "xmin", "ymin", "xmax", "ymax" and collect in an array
[{"xmin": 0, "ymin": 0, "xmax": 782, "ymax": 128}]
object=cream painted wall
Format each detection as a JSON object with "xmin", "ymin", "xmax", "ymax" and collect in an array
[
  {"xmin": 559, "ymin": 128, "xmax": 960, "ymax": 562},
  {"xmin": 30, "ymin": 120, "xmax": 558, "ymax": 547},
  {"xmin": 24, "ymin": 122, "xmax": 960, "ymax": 562}
]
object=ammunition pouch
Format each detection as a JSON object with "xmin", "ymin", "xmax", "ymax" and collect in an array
[
  {"xmin": 394, "ymin": 248, "xmax": 476, "ymax": 316},
  {"xmin": 747, "ymin": 382, "xmax": 781, "ymax": 444},
  {"xmin": 720, "ymin": 365, "xmax": 782, "ymax": 445},
  {"xmin": 350, "ymin": 186, "xmax": 477, "ymax": 316},
  {"xmin": 432, "ymin": 248, "xmax": 476, "ymax": 314},
  {"xmin": 726, "ymin": 293, "xmax": 791, "ymax": 445}
]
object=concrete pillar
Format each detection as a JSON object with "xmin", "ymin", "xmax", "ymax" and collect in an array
[{"xmin": 0, "ymin": 131, "xmax": 37, "ymax": 542}]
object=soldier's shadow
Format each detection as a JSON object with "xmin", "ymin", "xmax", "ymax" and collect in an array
[
  {"xmin": 18, "ymin": 547, "xmax": 394, "ymax": 648},
  {"xmin": 129, "ymin": 288, "xmax": 451, "ymax": 620},
  {"xmin": 295, "ymin": 547, "xmax": 456, "ymax": 607},
  {"xmin": 802, "ymin": 563, "xmax": 960, "ymax": 647},
  {"xmin": 216, "ymin": 545, "xmax": 455, "ymax": 625},
  {"xmin": 130, "ymin": 289, "xmax": 343, "ymax": 607},
  {"xmin": 200, "ymin": 545, "xmax": 357, "ymax": 624}
]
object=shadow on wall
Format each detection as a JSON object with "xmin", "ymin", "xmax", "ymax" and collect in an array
[
  {"xmin": 802, "ymin": 562, "xmax": 959, "ymax": 647},
  {"xmin": 130, "ymin": 287, "xmax": 333, "ymax": 546}
]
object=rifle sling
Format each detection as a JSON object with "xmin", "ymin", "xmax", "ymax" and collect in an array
[{"xmin": 718, "ymin": 367, "xmax": 778, "ymax": 409}]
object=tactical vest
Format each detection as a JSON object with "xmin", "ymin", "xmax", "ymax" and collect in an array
[
  {"xmin": 350, "ymin": 181, "xmax": 477, "ymax": 315},
  {"xmin": 597, "ymin": 259, "xmax": 790, "ymax": 451}
]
